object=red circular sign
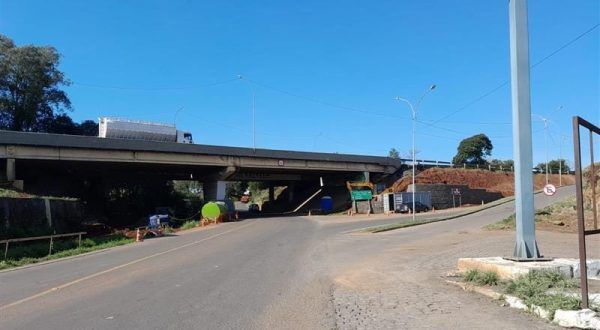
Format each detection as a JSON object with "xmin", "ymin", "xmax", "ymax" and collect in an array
[{"xmin": 543, "ymin": 184, "xmax": 556, "ymax": 196}]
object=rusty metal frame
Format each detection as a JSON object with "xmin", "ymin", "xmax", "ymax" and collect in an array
[{"xmin": 572, "ymin": 116, "xmax": 599, "ymax": 309}]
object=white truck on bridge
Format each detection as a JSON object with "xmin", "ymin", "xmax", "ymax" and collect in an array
[{"xmin": 98, "ymin": 117, "xmax": 193, "ymax": 144}]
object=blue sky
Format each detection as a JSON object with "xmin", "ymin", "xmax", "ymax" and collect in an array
[{"xmin": 1, "ymin": 0, "xmax": 598, "ymax": 165}]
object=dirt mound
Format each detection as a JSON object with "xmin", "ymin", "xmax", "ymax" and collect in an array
[{"xmin": 391, "ymin": 168, "xmax": 575, "ymax": 197}]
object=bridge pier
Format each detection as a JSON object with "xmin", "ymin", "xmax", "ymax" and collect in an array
[
  {"xmin": 268, "ymin": 184, "xmax": 275, "ymax": 201},
  {"xmin": 287, "ymin": 182, "xmax": 295, "ymax": 202},
  {"xmin": 6, "ymin": 158, "xmax": 15, "ymax": 181},
  {"xmin": 203, "ymin": 180, "xmax": 227, "ymax": 201}
]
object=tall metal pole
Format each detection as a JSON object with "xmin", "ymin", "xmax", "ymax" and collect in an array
[
  {"xmin": 395, "ymin": 85, "xmax": 435, "ymax": 222},
  {"xmin": 559, "ymin": 135, "xmax": 566, "ymax": 186},
  {"xmin": 509, "ymin": 0, "xmax": 541, "ymax": 259},
  {"xmin": 411, "ymin": 109, "xmax": 416, "ymax": 222},
  {"xmin": 544, "ymin": 118, "xmax": 549, "ymax": 185}
]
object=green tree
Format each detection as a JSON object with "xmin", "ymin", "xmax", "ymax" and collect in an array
[
  {"xmin": 452, "ymin": 134, "xmax": 493, "ymax": 165},
  {"xmin": 489, "ymin": 159, "xmax": 514, "ymax": 170},
  {"xmin": 0, "ymin": 34, "xmax": 71, "ymax": 131},
  {"xmin": 226, "ymin": 181, "xmax": 248, "ymax": 199},
  {"xmin": 78, "ymin": 120, "xmax": 98, "ymax": 136},
  {"xmin": 47, "ymin": 114, "xmax": 79, "ymax": 135},
  {"xmin": 535, "ymin": 159, "xmax": 570, "ymax": 174},
  {"xmin": 388, "ymin": 148, "xmax": 400, "ymax": 159}
]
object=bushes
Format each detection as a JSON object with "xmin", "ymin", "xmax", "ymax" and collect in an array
[
  {"xmin": 180, "ymin": 220, "xmax": 198, "ymax": 230},
  {"xmin": 463, "ymin": 269, "xmax": 499, "ymax": 286},
  {"xmin": 504, "ymin": 271, "xmax": 580, "ymax": 318},
  {"xmin": 0, "ymin": 234, "xmax": 133, "ymax": 270},
  {"xmin": 463, "ymin": 270, "xmax": 581, "ymax": 319}
]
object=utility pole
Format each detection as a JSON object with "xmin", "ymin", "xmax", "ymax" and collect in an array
[
  {"xmin": 543, "ymin": 117, "xmax": 549, "ymax": 185},
  {"xmin": 509, "ymin": 0, "xmax": 541, "ymax": 259},
  {"xmin": 559, "ymin": 135, "xmax": 567, "ymax": 186}
]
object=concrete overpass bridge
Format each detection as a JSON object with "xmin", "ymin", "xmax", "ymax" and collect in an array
[{"xmin": 0, "ymin": 130, "xmax": 410, "ymax": 198}]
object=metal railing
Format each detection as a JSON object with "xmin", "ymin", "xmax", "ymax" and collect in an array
[
  {"xmin": 572, "ymin": 116, "xmax": 599, "ymax": 309},
  {"xmin": 1, "ymin": 232, "xmax": 87, "ymax": 260}
]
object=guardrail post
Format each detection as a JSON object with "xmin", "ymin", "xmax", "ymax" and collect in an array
[
  {"xmin": 4, "ymin": 241, "xmax": 8, "ymax": 260},
  {"xmin": 49, "ymin": 236, "xmax": 53, "ymax": 255},
  {"xmin": 78, "ymin": 233, "xmax": 82, "ymax": 248}
]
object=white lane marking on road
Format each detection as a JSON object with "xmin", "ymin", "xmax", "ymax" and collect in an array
[{"xmin": 0, "ymin": 221, "xmax": 257, "ymax": 311}]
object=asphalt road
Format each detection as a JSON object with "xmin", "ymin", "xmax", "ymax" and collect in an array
[{"xmin": 0, "ymin": 186, "xmax": 578, "ymax": 329}]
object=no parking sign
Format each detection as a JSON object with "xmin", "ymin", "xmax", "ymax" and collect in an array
[{"xmin": 543, "ymin": 184, "xmax": 556, "ymax": 196}]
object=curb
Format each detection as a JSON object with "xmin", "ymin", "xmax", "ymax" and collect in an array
[
  {"xmin": 447, "ymin": 279, "xmax": 600, "ymax": 329},
  {"xmin": 360, "ymin": 187, "xmax": 564, "ymax": 234},
  {"xmin": 362, "ymin": 196, "xmax": 515, "ymax": 233}
]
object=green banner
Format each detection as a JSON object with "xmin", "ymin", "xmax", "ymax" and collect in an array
[{"xmin": 351, "ymin": 190, "xmax": 372, "ymax": 201}]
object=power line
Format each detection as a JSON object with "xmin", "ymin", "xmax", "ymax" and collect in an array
[
  {"xmin": 432, "ymin": 23, "xmax": 599, "ymax": 123},
  {"xmin": 420, "ymin": 119, "xmax": 512, "ymax": 125},
  {"xmin": 245, "ymin": 78, "xmax": 408, "ymax": 120},
  {"xmin": 71, "ymin": 77, "xmax": 239, "ymax": 91}
]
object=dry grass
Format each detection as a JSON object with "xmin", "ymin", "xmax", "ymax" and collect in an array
[{"xmin": 487, "ymin": 164, "xmax": 599, "ymax": 233}]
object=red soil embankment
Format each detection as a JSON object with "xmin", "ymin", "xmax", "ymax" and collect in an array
[{"xmin": 391, "ymin": 168, "xmax": 575, "ymax": 197}]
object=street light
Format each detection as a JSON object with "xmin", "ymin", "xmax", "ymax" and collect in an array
[
  {"xmin": 533, "ymin": 106, "xmax": 562, "ymax": 185},
  {"xmin": 395, "ymin": 84, "xmax": 436, "ymax": 222},
  {"xmin": 238, "ymin": 75, "xmax": 256, "ymax": 152},
  {"xmin": 173, "ymin": 106, "xmax": 184, "ymax": 126},
  {"xmin": 559, "ymin": 134, "xmax": 567, "ymax": 186}
]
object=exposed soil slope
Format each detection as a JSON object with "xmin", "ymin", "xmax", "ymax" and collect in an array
[{"xmin": 391, "ymin": 168, "xmax": 575, "ymax": 197}]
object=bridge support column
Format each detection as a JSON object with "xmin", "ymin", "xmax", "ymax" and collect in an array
[
  {"xmin": 268, "ymin": 184, "xmax": 275, "ymax": 201},
  {"xmin": 363, "ymin": 171, "xmax": 370, "ymax": 182},
  {"xmin": 203, "ymin": 181, "xmax": 227, "ymax": 201},
  {"xmin": 6, "ymin": 158, "xmax": 15, "ymax": 182},
  {"xmin": 287, "ymin": 183, "xmax": 295, "ymax": 202}
]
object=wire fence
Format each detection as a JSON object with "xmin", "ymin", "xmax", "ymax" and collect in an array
[{"xmin": 1, "ymin": 232, "xmax": 86, "ymax": 260}]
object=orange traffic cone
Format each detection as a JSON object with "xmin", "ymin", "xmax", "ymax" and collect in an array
[{"xmin": 135, "ymin": 228, "xmax": 144, "ymax": 242}]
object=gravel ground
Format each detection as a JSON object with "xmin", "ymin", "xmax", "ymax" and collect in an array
[{"xmin": 323, "ymin": 186, "xmax": 599, "ymax": 329}]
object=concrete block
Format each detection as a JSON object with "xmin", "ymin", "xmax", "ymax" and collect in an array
[
  {"xmin": 457, "ymin": 257, "xmax": 599, "ymax": 280},
  {"xmin": 11, "ymin": 180, "xmax": 23, "ymax": 191},
  {"xmin": 556, "ymin": 258, "xmax": 600, "ymax": 279},
  {"xmin": 553, "ymin": 309, "xmax": 600, "ymax": 329}
]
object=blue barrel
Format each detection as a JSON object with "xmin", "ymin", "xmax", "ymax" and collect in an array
[{"xmin": 320, "ymin": 196, "xmax": 333, "ymax": 213}]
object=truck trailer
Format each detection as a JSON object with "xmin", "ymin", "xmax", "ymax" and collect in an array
[{"xmin": 98, "ymin": 117, "xmax": 193, "ymax": 144}]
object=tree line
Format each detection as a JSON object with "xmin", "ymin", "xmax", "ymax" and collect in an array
[{"xmin": 389, "ymin": 133, "xmax": 570, "ymax": 173}]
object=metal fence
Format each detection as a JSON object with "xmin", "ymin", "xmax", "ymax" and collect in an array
[
  {"xmin": 572, "ymin": 116, "xmax": 599, "ymax": 309},
  {"xmin": 1, "ymin": 232, "xmax": 87, "ymax": 260}
]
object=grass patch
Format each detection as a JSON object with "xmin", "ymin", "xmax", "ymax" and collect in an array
[
  {"xmin": 180, "ymin": 220, "xmax": 199, "ymax": 230},
  {"xmin": 486, "ymin": 213, "xmax": 516, "ymax": 230},
  {"xmin": 486, "ymin": 196, "xmax": 581, "ymax": 231},
  {"xmin": 162, "ymin": 225, "xmax": 174, "ymax": 234},
  {"xmin": 0, "ymin": 234, "xmax": 133, "ymax": 271},
  {"xmin": 504, "ymin": 271, "xmax": 580, "ymax": 318},
  {"xmin": 464, "ymin": 269, "xmax": 500, "ymax": 286}
]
